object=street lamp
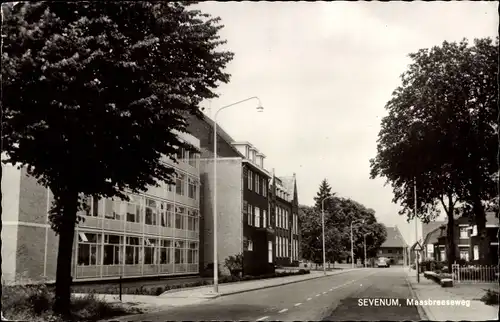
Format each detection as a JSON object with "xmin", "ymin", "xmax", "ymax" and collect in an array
[
  {"xmin": 350, "ymin": 219, "xmax": 365, "ymax": 269},
  {"xmin": 364, "ymin": 233, "xmax": 369, "ymax": 268},
  {"xmin": 212, "ymin": 96, "xmax": 263, "ymax": 294},
  {"xmin": 321, "ymin": 196, "xmax": 336, "ymax": 276}
]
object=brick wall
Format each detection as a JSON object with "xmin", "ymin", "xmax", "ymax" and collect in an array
[{"xmin": 199, "ymin": 158, "xmax": 243, "ymax": 274}]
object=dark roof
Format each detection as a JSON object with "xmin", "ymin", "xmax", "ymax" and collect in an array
[
  {"xmin": 380, "ymin": 226, "xmax": 408, "ymax": 248},
  {"xmin": 423, "ymin": 227, "xmax": 441, "ymax": 245},
  {"xmin": 422, "ymin": 220, "xmax": 446, "ymax": 240}
]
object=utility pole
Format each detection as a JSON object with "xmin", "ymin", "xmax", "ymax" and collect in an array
[{"xmin": 414, "ymin": 178, "xmax": 420, "ymax": 283}]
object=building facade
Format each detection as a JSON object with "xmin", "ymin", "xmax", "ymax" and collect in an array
[
  {"xmin": 433, "ymin": 212, "xmax": 498, "ymax": 265},
  {"xmin": 1, "ymin": 131, "xmax": 201, "ymax": 284},
  {"xmin": 187, "ymin": 114, "xmax": 275, "ymax": 275},
  {"xmin": 269, "ymin": 173, "xmax": 300, "ymax": 267},
  {"xmin": 377, "ymin": 226, "xmax": 407, "ymax": 265}
]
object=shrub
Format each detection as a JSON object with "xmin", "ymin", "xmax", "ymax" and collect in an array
[
  {"xmin": 224, "ymin": 254, "xmax": 243, "ymax": 277},
  {"xmin": 481, "ymin": 289, "xmax": 499, "ymax": 306},
  {"xmin": 1, "ymin": 283, "xmax": 137, "ymax": 322}
]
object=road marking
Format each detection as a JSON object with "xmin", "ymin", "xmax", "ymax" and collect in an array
[
  {"xmin": 316, "ymin": 294, "xmax": 321, "ymax": 297},
  {"xmin": 279, "ymin": 309, "xmax": 288, "ymax": 313},
  {"xmin": 294, "ymin": 303, "xmax": 302, "ymax": 307},
  {"xmin": 307, "ymin": 297, "xmax": 312, "ymax": 301},
  {"xmin": 257, "ymin": 316, "xmax": 269, "ymax": 321},
  {"xmin": 329, "ymin": 288, "xmax": 333, "ymax": 291},
  {"xmin": 323, "ymin": 291, "xmax": 327, "ymax": 294}
]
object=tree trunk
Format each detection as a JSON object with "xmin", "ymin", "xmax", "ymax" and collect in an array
[
  {"xmin": 446, "ymin": 213, "xmax": 456, "ymax": 272},
  {"xmin": 472, "ymin": 195, "xmax": 490, "ymax": 265},
  {"xmin": 53, "ymin": 191, "xmax": 79, "ymax": 317}
]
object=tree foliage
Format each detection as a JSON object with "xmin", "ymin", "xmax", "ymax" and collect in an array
[
  {"xmin": 1, "ymin": 1, "xmax": 233, "ymax": 315},
  {"xmin": 370, "ymin": 38, "xmax": 498, "ymax": 266},
  {"xmin": 300, "ymin": 181, "xmax": 388, "ymax": 265}
]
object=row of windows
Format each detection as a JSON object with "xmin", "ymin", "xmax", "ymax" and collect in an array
[
  {"xmin": 247, "ymin": 170, "xmax": 268, "ymax": 196},
  {"xmin": 176, "ymin": 148, "xmax": 200, "ymax": 168},
  {"xmin": 244, "ymin": 202, "xmax": 269, "ymax": 228},
  {"xmin": 276, "ymin": 236, "xmax": 289, "ymax": 258},
  {"xmin": 82, "ymin": 195, "xmax": 199, "ymax": 231},
  {"xmin": 166, "ymin": 173, "xmax": 199, "ymax": 200},
  {"xmin": 77, "ymin": 233, "xmax": 199, "ymax": 266},
  {"xmin": 276, "ymin": 206, "xmax": 289, "ymax": 230},
  {"xmin": 274, "ymin": 186, "xmax": 291, "ymax": 201}
]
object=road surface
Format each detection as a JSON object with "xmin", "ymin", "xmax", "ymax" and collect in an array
[{"xmin": 110, "ymin": 267, "xmax": 422, "ymax": 321}]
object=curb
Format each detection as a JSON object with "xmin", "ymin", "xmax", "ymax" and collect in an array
[
  {"xmin": 217, "ymin": 269, "xmax": 356, "ymax": 297},
  {"xmin": 404, "ymin": 275, "xmax": 433, "ymax": 321},
  {"xmin": 162, "ymin": 269, "xmax": 357, "ymax": 299}
]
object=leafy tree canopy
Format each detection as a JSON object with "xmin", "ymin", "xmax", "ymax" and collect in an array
[
  {"xmin": 370, "ymin": 37, "xmax": 498, "ymax": 265},
  {"xmin": 1, "ymin": 1, "xmax": 233, "ymax": 314}
]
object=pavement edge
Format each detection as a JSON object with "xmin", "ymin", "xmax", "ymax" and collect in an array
[
  {"xmin": 218, "ymin": 269, "xmax": 355, "ymax": 297},
  {"xmin": 404, "ymin": 273, "xmax": 433, "ymax": 321}
]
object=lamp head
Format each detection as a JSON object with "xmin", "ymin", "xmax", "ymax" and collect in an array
[{"xmin": 256, "ymin": 105, "xmax": 264, "ymax": 112}]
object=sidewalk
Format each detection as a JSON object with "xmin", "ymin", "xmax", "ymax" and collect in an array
[
  {"xmin": 160, "ymin": 269, "xmax": 356, "ymax": 298},
  {"xmin": 405, "ymin": 269, "xmax": 499, "ymax": 321},
  {"xmin": 75, "ymin": 269, "xmax": 356, "ymax": 311}
]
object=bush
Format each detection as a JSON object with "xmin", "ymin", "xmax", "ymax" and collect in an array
[
  {"xmin": 481, "ymin": 289, "xmax": 499, "ymax": 306},
  {"xmin": 1, "ymin": 283, "xmax": 137, "ymax": 322}
]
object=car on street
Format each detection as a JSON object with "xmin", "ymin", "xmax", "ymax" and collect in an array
[{"xmin": 376, "ymin": 257, "xmax": 390, "ymax": 268}]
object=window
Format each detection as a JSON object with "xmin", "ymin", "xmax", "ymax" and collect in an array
[
  {"xmin": 176, "ymin": 173, "xmax": 186, "ymax": 196},
  {"xmin": 188, "ymin": 178, "xmax": 198, "ymax": 199},
  {"xmin": 275, "ymin": 236, "xmax": 279, "ymax": 257},
  {"xmin": 285, "ymin": 210, "xmax": 288, "ymax": 230},
  {"xmin": 440, "ymin": 249, "xmax": 446, "ymax": 261},
  {"xmin": 160, "ymin": 239, "xmax": 172, "ymax": 264},
  {"xmin": 145, "ymin": 198, "xmax": 158, "ymax": 226},
  {"xmin": 187, "ymin": 209, "xmax": 198, "ymax": 231},
  {"xmin": 83, "ymin": 196, "xmax": 101, "ymax": 217},
  {"xmin": 167, "ymin": 182, "xmax": 174, "ymax": 192},
  {"xmin": 473, "ymin": 245, "xmax": 479, "ymax": 260},
  {"xmin": 188, "ymin": 152, "xmax": 198, "ymax": 167},
  {"xmin": 161, "ymin": 203, "xmax": 173, "ymax": 228},
  {"xmin": 276, "ymin": 207, "xmax": 280, "ymax": 228},
  {"xmin": 248, "ymin": 170, "xmax": 253, "ymax": 190},
  {"xmin": 126, "ymin": 195, "xmax": 142, "ymax": 223},
  {"xmin": 245, "ymin": 146, "xmax": 250, "ymax": 158},
  {"xmin": 175, "ymin": 207, "xmax": 186, "ymax": 229},
  {"xmin": 144, "ymin": 238, "xmax": 158, "ymax": 265},
  {"xmin": 248, "ymin": 205, "xmax": 253, "ymax": 226},
  {"xmin": 268, "ymin": 241, "xmax": 273, "ymax": 263},
  {"xmin": 103, "ymin": 234, "xmax": 123, "ymax": 265},
  {"xmin": 255, "ymin": 175, "xmax": 260, "ymax": 194},
  {"xmin": 285, "ymin": 238, "xmax": 288, "ymax": 258},
  {"xmin": 176, "ymin": 147, "xmax": 185, "ymax": 161},
  {"xmin": 472, "ymin": 225, "xmax": 478, "ymax": 236},
  {"xmin": 459, "ymin": 248, "xmax": 469, "ymax": 261},
  {"xmin": 262, "ymin": 210, "xmax": 267, "ymax": 228},
  {"xmin": 104, "ymin": 198, "xmax": 124, "ymax": 220},
  {"xmin": 188, "ymin": 242, "xmax": 198, "ymax": 264},
  {"xmin": 78, "ymin": 232, "xmax": 100, "ymax": 266},
  {"xmin": 459, "ymin": 227, "xmax": 468, "ymax": 238},
  {"xmin": 125, "ymin": 236, "xmax": 141, "ymax": 265},
  {"xmin": 175, "ymin": 241, "xmax": 185, "ymax": 264},
  {"xmin": 262, "ymin": 181, "xmax": 267, "ymax": 197},
  {"xmin": 255, "ymin": 207, "xmax": 260, "ymax": 228},
  {"xmin": 248, "ymin": 240, "xmax": 253, "ymax": 251}
]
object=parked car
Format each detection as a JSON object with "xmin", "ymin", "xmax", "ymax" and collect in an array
[{"xmin": 377, "ymin": 257, "xmax": 390, "ymax": 268}]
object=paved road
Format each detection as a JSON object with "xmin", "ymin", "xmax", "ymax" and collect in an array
[{"xmin": 110, "ymin": 267, "xmax": 421, "ymax": 321}]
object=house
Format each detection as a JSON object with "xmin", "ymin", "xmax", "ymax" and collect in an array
[
  {"xmin": 434, "ymin": 212, "xmax": 498, "ymax": 265},
  {"xmin": 409, "ymin": 220, "xmax": 446, "ymax": 264},
  {"xmin": 1, "ymin": 131, "xmax": 202, "ymax": 284},
  {"xmin": 186, "ymin": 114, "xmax": 275, "ymax": 275},
  {"xmin": 377, "ymin": 226, "xmax": 408, "ymax": 265},
  {"xmin": 269, "ymin": 172, "xmax": 301, "ymax": 267}
]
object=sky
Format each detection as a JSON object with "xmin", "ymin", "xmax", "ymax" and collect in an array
[{"xmin": 193, "ymin": 1, "xmax": 498, "ymax": 246}]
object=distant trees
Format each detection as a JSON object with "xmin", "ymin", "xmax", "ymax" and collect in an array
[
  {"xmin": 1, "ymin": 1, "xmax": 233, "ymax": 316},
  {"xmin": 300, "ymin": 179, "xmax": 387, "ymax": 265},
  {"xmin": 370, "ymin": 38, "xmax": 498, "ymax": 267}
]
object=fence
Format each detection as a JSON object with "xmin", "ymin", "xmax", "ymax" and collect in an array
[{"xmin": 451, "ymin": 263, "xmax": 499, "ymax": 284}]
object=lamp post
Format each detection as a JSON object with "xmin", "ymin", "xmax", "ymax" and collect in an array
[
  {"xmin": 321, "ymin": 196, "xmax": 336, "ymax": 276},
  {"xmin": 212, "ymin": 97, "xmax": 263, "ymax": 294},
  {"xmin": 414, "ymin": 177, "xmax": 420, "ymax": 283},
  {"xmin": 350, "ymin": 219, "xmax": 364, "ymax": 268},
  {"xmin": 364, "ymin": 233, "xmax": 369, "ymax": 268}
]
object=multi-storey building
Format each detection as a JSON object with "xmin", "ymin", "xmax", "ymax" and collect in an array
[
  {"xmin": 187, "ymin": 114, "xmax": 274, "ymax": 275},
  {"xmin": 1, "ymin": 131, "xmax": 201, "ymax": 283},
  {"xmin": 269, "ymin": 172, "xmax": 300, "ymax": 266}
]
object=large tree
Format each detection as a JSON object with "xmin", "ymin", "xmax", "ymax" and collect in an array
[
  {"xmin": 1, "ymin": 1, "xmax": 233, "ymax": 316},
  {"xmin": 313, "ymin": 178, "xmax": 334, "ymax": 210},
  {"xmin": 370, "ymin": 38, "xmax": 498, "ymax": 267}
]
